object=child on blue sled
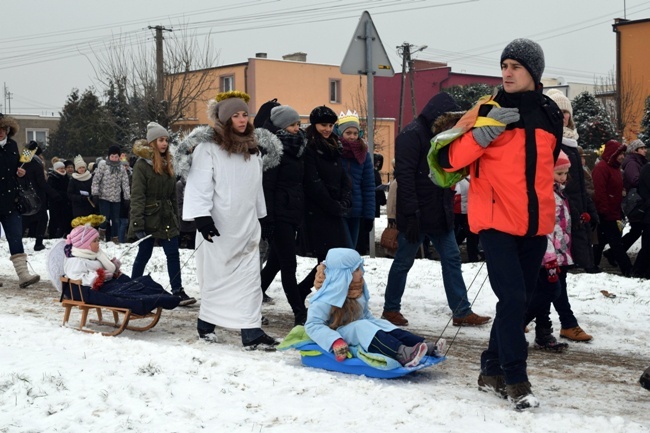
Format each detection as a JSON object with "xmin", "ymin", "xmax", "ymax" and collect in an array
[{"xmin": 305, "ymin": 248, "xmax": 445, "ymax": 367}]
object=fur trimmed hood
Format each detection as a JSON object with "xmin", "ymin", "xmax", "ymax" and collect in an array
[
  {"xmin": 132, "ymin": 139, "xmax": 153, "ymax": 160},
  {"xmin": 173, "ymin": 125, "xmax": 214, "ymax": 181},
  {"xmin": 0, "ymin": 114, "xmax": 19, "ymax": 138},
  {"xmin": 255, "ymin": 127, "xmax": 283, "ymax": 172},
  {"xmin": 432, "ymin": 111, "xmax": 465, "ymax": 135}
]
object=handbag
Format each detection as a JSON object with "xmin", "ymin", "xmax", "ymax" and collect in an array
[
  {"xmin": 15, "ymin": 181, "xmax": 42, "ymax": 216},
  {"xmin": 622, "ymin": 187, "xmax": 645, "ymax": 223},
  {"xmin": 380, "ymin": 226, "xmax": 399, "ymax": 251}
]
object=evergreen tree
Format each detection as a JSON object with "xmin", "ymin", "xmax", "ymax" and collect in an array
[
  {"xmin": 442, "ymin": 83, "xmax": 498, "ymax": 110},
  {"xmin": 572, "ymin": 91, "xmax": 618, "ymax": 150},
  {"xmin": 637, "ymin": 95, "xmax": 650, "ymax": 146},
  {"xmin": 49, "ymin": 88, "xmax": 113, "ymax": 158}
]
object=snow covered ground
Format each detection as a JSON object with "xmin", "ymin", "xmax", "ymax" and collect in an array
[{"xmin": 1, "ymin": 222, "xmax": 649, "ymax": 433}]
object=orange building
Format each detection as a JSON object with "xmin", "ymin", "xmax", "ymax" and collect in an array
[
  {"xmin": 171, "ymin": 52, "xmax": 396, "ymax": 177},
  {"xmin": 612, "ymin": 18, "xmax": 650, "ymax": 139}
]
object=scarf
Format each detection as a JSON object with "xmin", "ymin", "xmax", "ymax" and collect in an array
[
  {"xmin": 213, "ymin": 121, "xmax": 257, "ymax": 157},
  {"xmin": 71, "ymin": 248, "xmax": 116, "ymax": 272},
  {"xmin": 72, "ymin": 171, "xmax": 91, "ymax": 181},
  {"xmin": 340, "ymin": 137, "xmax": 368, "ymax": 165},
  {"xmin": 106, "ymin": 159, "xmax": 122, "ymax": 175},
  {"xmin": 562, "ymin": 126, "xmax": 579, "ymax": 141},
  {"xmin": 0, "ymin": 137, "xmax": 6, "ymax": 148},
  {"xmin": 276, "ymin": 129, "xmax": 307, "ymax": 158}
]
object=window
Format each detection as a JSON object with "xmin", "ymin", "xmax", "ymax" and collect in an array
[
  {"xmin": 26, "ymin": 129, "xmax": 47, "ymax": 147},
  {"xmin": 329, "ymin": 79, "xmax": 340, "ymax": 103},
  {"xmin": 221, "ymin": 75, "xmax": 234, "ymax": 92}
]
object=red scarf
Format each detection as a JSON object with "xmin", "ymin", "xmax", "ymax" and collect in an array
[{"xmin": 340, "ymin": 137, "xmax": 368, "ymax": 165}]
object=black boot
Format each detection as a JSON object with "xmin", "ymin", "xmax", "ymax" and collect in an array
[
  {"xmin": 34, "ymin": 238, "xmax": 45, "ymax": 252},
  {"xmin": 534, "ymin": 328, "xmax": 568, "ymax": 353}
]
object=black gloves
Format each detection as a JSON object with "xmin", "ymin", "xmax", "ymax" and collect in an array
[
  {"xmin": 387, "ymin": 218, "xmax": 396, "ymax": 227},
  {"xmin": 405, "ymin": 212, "xmax": 421, "ymax": 244},
  {"xmin": 135, "ymin": 230, "xmax": 147, "ymax": 240},
  {"xmin": 195, "ymin": 216, "xmax": 220, "ymax": 242},
  {"xmin": 260, "ymin": 217, "xmax": 274, "ymax": 241},
  {"xmin": 363, "ymin": 218, "xmax": 374, "ymax": 233}
]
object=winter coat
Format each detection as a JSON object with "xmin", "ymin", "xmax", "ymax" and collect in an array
[
  {"xmin": 67, "ymin": 174, "xmax": 96, "ymax": 218},
  {"xmin": 91, "ymin": 160, "xmax": 130, "ymax": 203},
  {"xmin": 0, "ymin": 137, "xmax": 21, "ymax": 216},
  {"xmin": 622, "ymin": 152, "xmax": 647, "ymax": 192},
  {"xmin": 128, "ymin": 142, "xmax": 179, "ymax": 240},
  {"xmin": 442, "ymin": 89, "xmax": 563, "ymax": 237},
  {"xmin": 543, "ymin": 183, "xmax": 573, "ymax": 266},
  {"xmin": 259, "ymin": 123, "xmax": 307, "ymax": 226},
  {"xmin": 341, "ymin": 148, "xmax": 375, "ymax": 220},
  {"xmin": 47, "ymin": 171, "xmax": 72, "ymax": 235},
  {"xmin": 175, "ymin": 178, "xmax": 195, "ymax": 233},
  {"xmin": 592, "ymin": 141, "xmax": 627, "ymax": 221},
  {"xmin": 395, "ymin": 93, "xmax": 461, "ymax": 235},
  {"xmin": 302, "ymin": 132, "xmax": 352, "ymax": 257},
  {"xmin": 560, "ymin": 138, "xmax": 598, "ymax": 269},
  {"xmin": 636, "ymin": 163, "xmax": 650, "ymax": 225}
]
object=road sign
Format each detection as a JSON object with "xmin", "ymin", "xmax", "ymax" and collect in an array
[{"xmin": 340, "ymin": 11, "xmax": 395, "ymax": 77}]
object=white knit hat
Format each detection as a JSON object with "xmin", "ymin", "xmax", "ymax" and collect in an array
[
  {"xmin": 546, "ymin": 89, "xmax": 572, "ymax": 117},
  {"xmin": 73, "ymin": 154, "xmax": 86, "ymax": 170}
]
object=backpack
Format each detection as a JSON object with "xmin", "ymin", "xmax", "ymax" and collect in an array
[{"xmin": 622, "ymin": 187, "xmax": 645, "ymax": 222}]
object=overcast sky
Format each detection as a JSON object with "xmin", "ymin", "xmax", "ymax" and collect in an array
[{"xmin": 1, "ymin": 0, "xmax": 646, "ymax": 116}]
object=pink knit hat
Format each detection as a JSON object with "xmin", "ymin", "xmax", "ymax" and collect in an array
[
  {"xmin": 555, "ymin": 150, "xmax": 571, "ymax": 171},
  {"xmin": 66, "ymin": 224, "xmax": 99, "ymax": 251}
]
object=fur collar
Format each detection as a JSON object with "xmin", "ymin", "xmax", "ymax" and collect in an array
[{"xmin": 255, "ymin": 128, "xmax": 283, "ymax": 171}]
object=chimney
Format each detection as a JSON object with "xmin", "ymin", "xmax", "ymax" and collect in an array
[
  {"xmin": 282, "ymin": 52, "xmax": 307, "ymax": 62},
  {"xmin": 255, "ymin": 52, "xmax": 268, "ymax": 58}
]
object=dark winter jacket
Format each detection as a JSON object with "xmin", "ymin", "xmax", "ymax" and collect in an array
[
  {"xmin": 0, "ymin": 137, "xmax": 21, "ymax": 216},
  {"xmin": 622, "ymin": 152, "xmax": 647, "ymax": 192},
  {"xmin": 340, "ymin": 142, "xmax": 375, "ymax": 220},
  {"xmin": 68, "ymin": 173, "xmax": 96, "ymax": 218},
  {"xmin": 47, "ymin": 170, "xmax": 72, "ymax": 236},
  {"xmin": 395, "ymin": 93, "xmax": 459, "ymax": 235},
  {"xmin": 176, "ymin": 178, "xmax": 195, "ymax": 233},
  {"xmin": 636, "ymin": 163, "xmax": 650, "ymax": 225},
  {"xmin": 128, "ymin": 142, "xmax": 179, "ymax": 240},
  {"xmin": 261, "ymin": 123, "xmax": 307, "ymax": 226},
  {"xmin": 560, "ymin": 140, "xmax": 598, "ymax": 268},
  {"xmin": 21, "ymin": 156, "xmax": 56, "ymax": 218},
  {"xmin": 302, "ymin": 129, "xmax": 352, "ymax": 256},
  {"xmin": 592, "ymin": 140, "xmax": 627, "ymax": 221}
]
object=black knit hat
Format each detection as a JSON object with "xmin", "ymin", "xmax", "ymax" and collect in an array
[
  {"xmin": 309, "ymin": 105, "xmax": 337, "ymax": 125},
  {"xmin": 108, "ymin": 145, "xmax": 121, "ymax": 156},
  {"xmin": 500, "ymin": 38, "xmax": 545, "ymax": 85}
]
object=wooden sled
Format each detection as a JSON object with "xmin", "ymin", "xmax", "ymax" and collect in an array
[{"xmin": 59, "ymin": 277, "xmax": 162, "ymax": 337}]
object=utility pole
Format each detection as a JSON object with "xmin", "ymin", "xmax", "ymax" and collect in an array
[
  {"xmin": 4, "ymin": 84, "xmax": 12, "ymax": 113},
  {"xmin": 148, "ymin": 25, "xmax": 172, "ymax": 106},
  {"xmin": 397, "ymin": 43, "xmax": 411, "ymax": 132}
]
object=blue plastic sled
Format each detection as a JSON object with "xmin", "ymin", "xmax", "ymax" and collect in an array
[{"xmin": 298, "ymin": 342, "xmax": 445, "ymax": 379}]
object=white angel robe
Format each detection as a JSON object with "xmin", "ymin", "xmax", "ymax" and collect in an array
[{"xmin": 183, "ymin": 142, "xmax": 266, "ymax": 329}]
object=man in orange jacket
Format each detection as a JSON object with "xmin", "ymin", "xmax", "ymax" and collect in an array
[{"xmin": 438, "ymin": 38, "xmax": 562, "ymax": 410}]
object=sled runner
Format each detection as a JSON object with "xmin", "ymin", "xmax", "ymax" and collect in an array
[
  {"xmin": 59, "ymin": 276, "xmax": 163, "ymax": 337},
  {"xmin": 279, "ymin": 326, "xmax": 446, "ymax": 379}
]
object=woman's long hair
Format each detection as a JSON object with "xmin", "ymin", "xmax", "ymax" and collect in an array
[
  {"xmin": 149, "ymin": 140, "xmax": 174, "ymax": 177},
  {"xmin": 328, "ymin": 298, "xmax": 362, "ymax": 329}
]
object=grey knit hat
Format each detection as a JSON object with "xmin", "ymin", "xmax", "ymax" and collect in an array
[
  {"xmin": 146, "ymin": 122, "xmax": 168, "ymax": 143},
  {"xmin": 217, "ymin": 98, "xmax": 249, "ymax": 124},
  {"xmin": 627, "ymin": 139, "xmax": 647, "ymax": 153},
  {"xmin": 270, "ymin": 105, "xmax": 300, "ymax": 129},
  {"xmin": 501, "ymin": 38, "xmax": 545, "ymax": 85},
  {"xmin": 53, "ymin": 161, "xmax": 65, "ymax": 171}
]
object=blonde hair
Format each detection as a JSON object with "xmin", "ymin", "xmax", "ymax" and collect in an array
[{"xmin": 329, "ymin": 298, "xmax": 362, "ymax": 330}]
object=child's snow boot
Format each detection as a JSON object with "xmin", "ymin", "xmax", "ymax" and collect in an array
[{"xmin": 534, "ymin": 328, "xmax": 568, "ymax": 353}]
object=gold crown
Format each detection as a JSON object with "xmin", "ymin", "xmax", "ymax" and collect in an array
[
  {"xmin": 337, "ymin": 109, "xmax": 359, "ymax": 126},
  {"xmin": 215, "ymin": 90, "xmax": 250, "ymax": 103}
]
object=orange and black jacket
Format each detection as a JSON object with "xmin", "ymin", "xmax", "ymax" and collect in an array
[{"xmin": 438, "ymin": 89, "xmax": 563, "ymax": 237}]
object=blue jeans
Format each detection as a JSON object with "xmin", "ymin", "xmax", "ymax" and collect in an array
[
  {"xmin": 384, "ymin": 229, "xmax": 472, "ymax": 318},
  {"xmin": 99, "ymin": 200, "xmax": 121, "ymax": 237},
  {"xmin": 197, "ymin": 318, "xmax": 264, "ymax": 345},
  {"xmin": 479, "ymin": 229, "xmax": 546, "ymax": 385},
  {"xmin": 0, "ymin": 211, "xmax": 25, "ymax": 255},
  {"xmin": 343, "ymin": 217, "xmax": 361, "ymax": 248},
  {"xmin": 131, "ymin": 236, "xmax": 182, "ymax": 294},
  {"xmin": 118, "ymin": 217, "xmax": 129, "ymax": 243}
]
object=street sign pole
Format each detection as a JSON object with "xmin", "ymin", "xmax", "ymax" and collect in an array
[
  {"xmin": 341, "ymin": 11, "xmax": 394, "ymax": 258},
  {"xmin": 364, "ymin": 19, "xmax": 376, "ymax": 258}
]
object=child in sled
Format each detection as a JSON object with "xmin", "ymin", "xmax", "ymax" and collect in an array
[
  {"xmin": 63, "ymin": 224, "xmax": 180, "ymax": 313},
  {"xmin": 305, "ymin": 248, "xmax": 445, "ymax": 367}
]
